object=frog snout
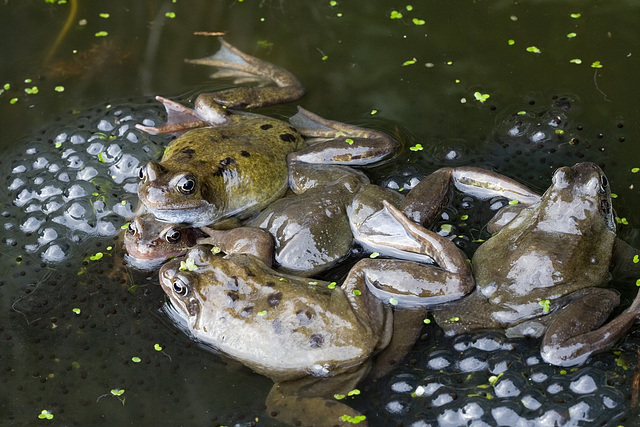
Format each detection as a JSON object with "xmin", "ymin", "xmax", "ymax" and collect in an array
[{"xmin": 140, "ymin": 162, "xmax": 163, "ymax": 182}]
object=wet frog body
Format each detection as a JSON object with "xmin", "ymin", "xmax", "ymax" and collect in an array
[
  {"xmin": 137, "ymin": 39, "xmax": 397, "ymax": 227},
  {"xmin": 372, "ymin": 162, "xmax": 640, "ymax": 366},
  {"xmin": 138, "ymin": 116, "xmax": 303, "ymax": 225},
  {"xmin": 160, "ymin": 247, "xmax": 392, "ymax": 382}
]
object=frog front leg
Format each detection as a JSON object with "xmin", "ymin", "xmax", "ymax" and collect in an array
[
  {"xmin": 198, "ymin": 226, "xmax": 274, "ymax": 267},
  {"xmin": 136, "ymin": 38, "xmax": 304, "ymax": 134},
  {"xmin": 540, "ymin": 287, "xmax": 640, "ymax": 366},
  {"xmin": 402, "ymin": 166, "xmax": 540, "ymax": 227}
]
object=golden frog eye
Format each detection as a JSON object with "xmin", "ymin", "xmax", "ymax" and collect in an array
[
  {"xmin": 177, "ymin": 175, "xmax": 196, "ymax": 195},
  {"xmin": 166, "ymin": 228, "xmax": 182, "ymax": 244},
  {"xmin": 172, "ymin": 278, "xmax": 189, "ymax": 297}
]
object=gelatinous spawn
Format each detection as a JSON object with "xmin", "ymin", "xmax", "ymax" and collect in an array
[{"xmin": 1, "ymin": 102, "xmax": 167, "ymax": 261}]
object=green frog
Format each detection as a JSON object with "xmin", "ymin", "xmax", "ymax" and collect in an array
[
  {"xmin": 369, "ymin": 162, "xmax": 640, "ymax": 367},
  {"xmin": 136, "ymin": 39, "xmax": 397, "ymax": 226}
]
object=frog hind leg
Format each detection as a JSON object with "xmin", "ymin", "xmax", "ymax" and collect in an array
[
  {"xmin": 266, "ymin": 368, "xmax": 369, "ymax": 427},
  {"xmin": 135, "ymin": 96, "xmax": 212, "ymax": 135},
  {"xmin": 288, "ymin": 106, "xmax": 399, "ymax": 166},
  {"xmin": 186, "ymin": 38, "xmax": 305, "ymax": 109},
  {"xmin": 540, "ymin": 287, "xmax": 640, "ymax": 366}
]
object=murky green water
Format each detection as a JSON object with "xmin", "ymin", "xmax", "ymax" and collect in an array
[{"xmin": 2, "ymin": 1, "xmax": 640, "ymax": 425}]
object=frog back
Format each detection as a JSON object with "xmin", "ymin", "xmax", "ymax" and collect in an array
[
  {"xmin": 162, "ymin": 117, "xmax": 303, "ymax": 220},
  {"xmin": 189, "ymin": 254, "xmax": 381, "ymax": 382},
  {"xmin": 472, "ymin": 207, "xmax": 615, "ymax": 324}
]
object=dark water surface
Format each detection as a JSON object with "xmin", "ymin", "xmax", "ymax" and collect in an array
[{"xmin": 1, "ymin": 1, "xmax": 640, "ymax": 426}]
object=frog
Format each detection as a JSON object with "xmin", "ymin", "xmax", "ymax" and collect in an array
[
  {"xmin": 360, "ymin": 162, "xmax": 640, "ymax": 367},
  {"xmin": 158, "ymin": 223, "xmax": 468, "ymax": 427},
  {"xmin": 136, "ymin": 39, "xmax": 397, "ymax": 226},
  {"xmin": 123, "ymin": 211, "xmax": 274, "ymax": 270}
]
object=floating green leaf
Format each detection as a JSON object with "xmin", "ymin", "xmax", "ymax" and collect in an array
[
  {"xmin": 329, "ymin": 1, "xmax": 338, "ymax": 6},
  {"xmin": 539, "ymin": 299, "xmax": 551, "ymax": 313},
  {"xmin": 154, "ymin": 343, "xmax": 163, "ymax": 351},
  {"xmin": 334, "ymin": 393, "xmax": 345, "ymax": 400},
  {"xmin": 406, "ymin": 5, "xmax": 413, "ymax": 11},
  {"xmin": 390, "ymin": 10, "xmax": 403, "ymax": 19},
  {"xmin": 341, "ymin": 414, "xmax": 366, "ymax": 424},
  {"xmin": 636, "ymin": 279, "xmax": 640, "ymax": 287},
  {"xmin": 633, "ymin": 255, "xmax": 639, "ymax": 264},
  {"xmin": 10, "ymin": 97, "xmax": 18, "ymax": 104},
  {"xmin": 591, "ymin": 61, "xmax": 603, "ymax": 68},
  {"xmin": 54, "ymin": 86, "xmax": 64, "ymax": 92},
  {"xmin": 72, "ymin": 308, "xmax": 81, "ymax": 315},
  {"xmin": 449, "ymin": 316, "xmax": 460, "ymax": 322},
  {"xmin": 489, "ymin": 373, "xmax": 503, "ymax": 385},
  {"xmin": 566, "ymin": 32, "xmax": 577, "ymax": 38},
  {"xmin": 345, "ymin": 138, "xmax": 354, "ymax": 145},
  {"xmin": 389, "ymin": 297, "xmax": 398, "ymax": 306},
  {"xmin": 111, "ymin": 388, "xmax": 125, "ymax": 396},
  {"xmin": 508, "ymin": 39, "xmax": 515, "ymax": 46},
  {"xmin": 99, "ymin": 13, "xmax": 110, "ymax": 18},
  {"xmin": 410, "ymin": 143, "xmax": 423, "ymax": 151},
  {"xmin": 570, "ymin": 13, "xmax": 581, "ymax": 18},
  {"xmin": 369, "ymin": 252, "xmax": 380, "ymax": 258},
  {"xmin": 328, "ymin": 282, "xmax": 337, "ymax": 289},
  {"xmin": 131, "ymin": 356, "xmax": 141, "ymax": 363},
  {"xmin": 460, "ymin": 215, "xmax": 469, "ymax": 221},
  {"xmin": 611, "ymin": 193, "xmax": 618, "ymax": 198},
  {"xmin": 412, "ymin": 18, "xmax": 425, "ymax": 25},
  {"xmin": 631, "ymin": 167, "xmax": 639, "ymax": 173},
  {"xmin": 352, "ymin": 290, "xmax": 362, "ymax": 296},
  {"xmin": 165, "ymin": 12, "xmax": 176, "ymax": 18},
  {"xmin": 179, "ymin": 257, "xmax": 198, "ymax": 271},
  {"xmin": 120, "ymin": 222, "xmax": 130, "ymax": 230},
  {"xmin": 402, "ymin": 59, "xmax": 416, "ymax": 66},
  {"xmin": 89, "ymin": 252, "xmax": 103, "ymax": 261},
  {"xmin": 569, "ymin": 58, "xmax": 582, "ymax": 64},
  {"xmin": 509, "ymin": 200, "xmax": 519, "ymax": 205},
  {"xmin": 440, "ymin": 224, "xmax": 452, "ymax": 233},
  {"xmin": 25, "ymin": 86, "xmax": 39, "ymax": 95},
  {"xmin": 526, "ymin": 46, "xmax": 541, "ymax": 53},
  {"xmin": 38, "ymin": 410, "xmax": 54, "ymax": 420},
  {"xmin": 473, "ymin": 92, "xmax": 490, "ymax": 103},
  {"xmin": 257, "ymin": 310, "xmax": 267, "ymax": 316},
  {"xmin": 423, "ymin": 318, "xmax": 431, "ymax": 324},
  {"xmin": 95, "ymin": 31, "xmax": 109, "ymax": 37},
  {"xmin": 370, "ymin": 109, "xmax": 378, "ymax": 115}
]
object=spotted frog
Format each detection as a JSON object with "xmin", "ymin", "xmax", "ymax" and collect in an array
[
  {"xmin": 159, "ymin": 243, "xmax": 430, "ymax": 426},
  {"xmin": 369, "ymin": 162, "xmax": 640, "ymax": 366},
  {"xmin": 136, "ymin": 39, "xmax": 397, "ymax": 226}
]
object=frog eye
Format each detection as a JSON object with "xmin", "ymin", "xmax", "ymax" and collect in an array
[
  {"xmin": 138, "ymin": 165, "xmax": 147, "ymax": 180},
  {"xmin": 600, "ymin": 175, "xmax": 609, "ymax": 193},
  {"xmin": 176, "ymin": 175, "xmax": 196, "ymax": 195},
  {"xmin": 127, "ymin": 221, "xmax": 136, "ymax": 234},
  {"xmin": 166, "ymin": 228, "xmax": 182, "ymax": 244},
  {"xmin": 172, "ymin": 278, "xmax": 189, "ymax": 297}
]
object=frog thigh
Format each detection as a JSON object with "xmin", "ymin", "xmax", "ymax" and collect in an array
[
  {"xmin": 540, "ymin": 287, "xmax": 628, "ymax": 366},
  {"xmin": 266, "ymin": 366, "xmax": 369, "ymax": 426},
  {"xmin": 343, "ymin": 258, "xmax": 474, "ymax": 307}
]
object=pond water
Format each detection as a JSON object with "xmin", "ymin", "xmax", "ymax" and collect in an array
[{"xmin": 1, "ymin": 1, "xmax": 640, "ymax": 426}]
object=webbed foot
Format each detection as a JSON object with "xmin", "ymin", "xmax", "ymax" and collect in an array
[{"xmin": 186, "ymin": 38, "xmax": 305, "ymax": 109}]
